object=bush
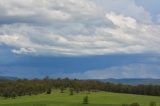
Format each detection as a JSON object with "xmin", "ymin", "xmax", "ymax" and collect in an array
[
  {"xmin": 83, "ymin": 96, "xmax": 88, "ymax": 104},
  {"xmin": 60, "ymin": 87, "xmax": 64, "ymax": 93},
  {"xmin": 46, "ymin": 88, "xmax": 51, "ymax": 94},
  {"xmin": 150, "ymin": 101, "xmax": 156, "ymax": 106},
  {"xmin": 69, "ymin": 88, "xmax": 74, "ymax": 95},
  {"xmin": 11, "ymin": 92, "xmax": 16, "ymax": 99}
]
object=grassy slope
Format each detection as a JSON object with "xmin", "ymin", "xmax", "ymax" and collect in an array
[{"xmin": 0, "ymin": 89, "xmax": 159, "ymax": 106}]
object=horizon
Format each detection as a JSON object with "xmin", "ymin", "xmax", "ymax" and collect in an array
[
  {"xmin": 1, "ymin": 75, "xmax": 160, "ymax": 80},
  {"xmin": 0, "ymin": 0, "xmax": 160, "ymax": 79}
]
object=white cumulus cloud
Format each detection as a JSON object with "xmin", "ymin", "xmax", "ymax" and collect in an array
[{"xmin": 0, "ymin": 0, "xmax": 160, "ymax": 56}]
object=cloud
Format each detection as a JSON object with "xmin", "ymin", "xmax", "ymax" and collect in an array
[
  {"xmin": 0, "ymin": 0, "xmax": 160, "ymax": 56},
  {"xmin": 64, "ymin": 64, "xmax": 160, "ymax": 79},
  {"xmin": 12, "ymin": 48, "xmax": 36, "ymax": 54},
  {"xmin": 93, "ymin": 0, "xmax": 152, "ymax": 23},
  {"xmin": 106, "ymin": 12, "xmax": 137, "ymax": 29},
  {"xmin": 157, "ymin": 14, "xmax": 160, "ymax": 24},
  {"xmin": 0, "ymin": 0, "xmax": 98, "ymax": 24}
]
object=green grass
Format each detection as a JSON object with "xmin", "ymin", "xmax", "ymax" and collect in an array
[{"xmin": 0, "ymin": 89, "xmax": 159, "ymax": 106}]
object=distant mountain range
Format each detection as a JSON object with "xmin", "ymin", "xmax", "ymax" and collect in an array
[
  {"xmin": 0, "ymin": 76, "xmax": 160, "ymax": 85},
  {"xmin": 0, "ymin": 76, "xmax": 18, "ymax": 80},
  {"xmin": 97, "ymin": 78, "xmax": 160, "ymax": 85}
]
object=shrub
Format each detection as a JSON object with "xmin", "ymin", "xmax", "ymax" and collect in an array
[
  {"xmin": 69, "ymin": 88, "xmax": 74, "ymax": 95},
  {"xmin": 83, "ymin": 96, "xmax": 88, "ymax": 104},
  {"xmin": 60, "ymin": 87, "xmax": 64, "ymax": 93},
  {"xmin": 46, "ymin": 88, "xmax": 51, "ymax": 94},
  {"xmin": 11, "ymin": 92, "xmax": 16, "ymax": 99}
]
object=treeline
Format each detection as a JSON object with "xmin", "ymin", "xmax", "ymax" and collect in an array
[
  {"xmin": 0, "ymin": 79, "xmax": 48, "ymax": 98},
  {"xmin": 0, "ymin": 77, "xmax": 160, "ymax": 98}
]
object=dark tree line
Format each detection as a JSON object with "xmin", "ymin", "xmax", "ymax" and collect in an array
[{"xmin": 0, "ymin": 77, "xmax": 160, "ymax": 98}]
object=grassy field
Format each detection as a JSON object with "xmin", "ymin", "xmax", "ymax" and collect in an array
[{"xmin": 0, "ymin": 89, "xmax": 159, "ymax": 106}]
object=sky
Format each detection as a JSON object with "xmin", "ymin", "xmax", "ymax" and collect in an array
[{"xmin": 0, "ymin": 0, "xmax": 160, "ymax": 79}]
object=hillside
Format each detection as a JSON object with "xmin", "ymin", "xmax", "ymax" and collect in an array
[{"xmin": 0, "ymin": 89, "xmax": 159, "ymax": 106}]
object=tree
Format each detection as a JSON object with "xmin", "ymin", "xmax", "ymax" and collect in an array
[
  {"xmin": 83, "ymin": 96, "xmax": 88, "ymax": 104},
  {"xmin": 0, "ymin": 78, "xmax": 160, "ymax": 98}
]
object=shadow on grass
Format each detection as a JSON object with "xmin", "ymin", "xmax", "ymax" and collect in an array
[
  {"xmin": 0, "ymin": 104, "xmax": 121, "ymax": 106},
  {"xmin": 0, "ymin": 101, "xmax": 121, "ymax": 106}
]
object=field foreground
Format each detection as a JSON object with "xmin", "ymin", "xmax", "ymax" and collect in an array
[{"xmin": 0, "ymin": 89, "xmax": 159, "ymax": 106}]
